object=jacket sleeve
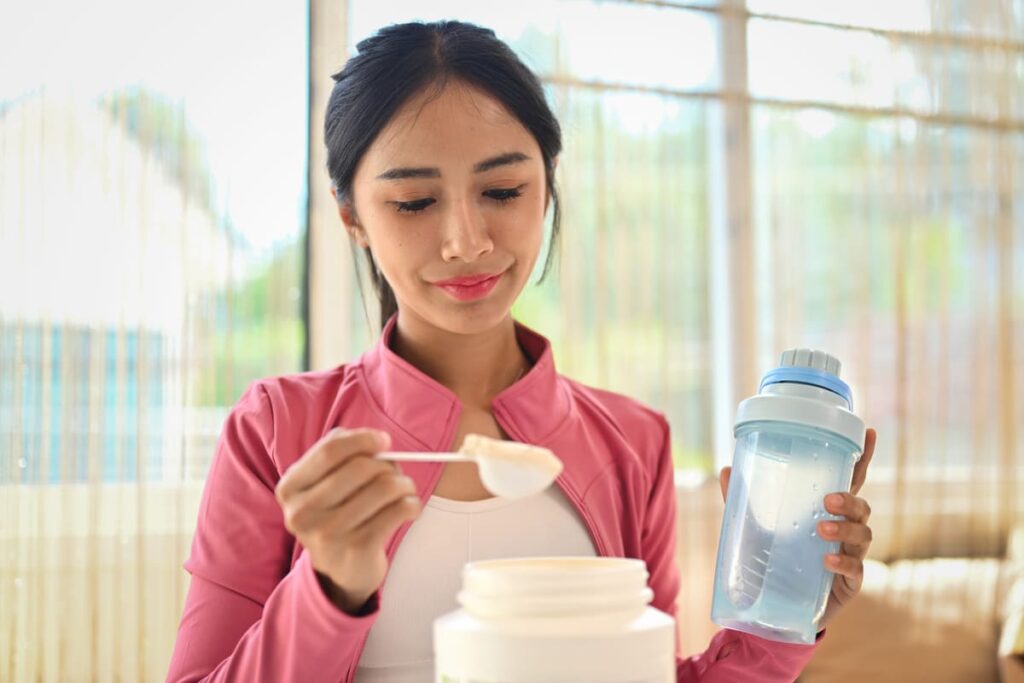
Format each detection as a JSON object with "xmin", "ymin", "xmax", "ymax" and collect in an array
[
  {"xmin": 642, "ymin": 415, "xmax": 824, "ymax": 682},
  {"xmin": 165, "ymin": 382, "xmax": 378, "ymax": 682}
]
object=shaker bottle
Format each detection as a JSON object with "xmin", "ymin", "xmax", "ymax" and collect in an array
[{"xmin": 710, "ymin": 348, "xmax": 866, "ymax": 644}]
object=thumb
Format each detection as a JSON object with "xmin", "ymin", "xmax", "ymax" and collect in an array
[{"xmin": 719, "ymin": 466, "xmax": 731, "ymax": 503}]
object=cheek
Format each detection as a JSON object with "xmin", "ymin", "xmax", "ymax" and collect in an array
[
  {"xmin": 507, "ymin": 198, "xmax": 547, "ymax": 255},
  {"xmin": 496, "ymin": 192, "xmax": 546, "ymax": 233},
  {"xmin": 364, "ymin": 226, "xmax": 445, "ymax": 295},
  {"xmin": 372, "ymin": 233, "xmax": 430, "ymax": 277}
]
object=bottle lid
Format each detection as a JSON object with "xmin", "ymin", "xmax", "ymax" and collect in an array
[
  {"xmin": 760, "ymin": 348, "xmax": 853, "ymax": 410},
  {"xmin": 735, "ymin": 348, "xmax": 865, "ymax": 451}
]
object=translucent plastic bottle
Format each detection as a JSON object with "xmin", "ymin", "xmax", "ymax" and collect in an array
[
  {"xmin": 711, "ymin": 349, "xmax": 866, "ymax": 645},
  {"xmin": 434, "ymin": 557, "xmax": 676, "ymax": 682}
]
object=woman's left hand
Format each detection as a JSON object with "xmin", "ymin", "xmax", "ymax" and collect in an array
[{"xmin": 718, "ymin": 427, "xmax": 877, "ymax": 632}]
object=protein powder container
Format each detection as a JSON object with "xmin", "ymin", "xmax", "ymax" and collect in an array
[{"xmin": 434, "ymin": 556, "xmax": 676, "ymax": 682}]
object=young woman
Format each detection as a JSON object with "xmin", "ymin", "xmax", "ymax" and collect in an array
[{"xmin": 166, "ymin": 20, "xmax": 877, "ymax": 683}]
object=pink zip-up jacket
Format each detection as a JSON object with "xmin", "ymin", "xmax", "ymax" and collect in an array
[{"xmin": 166, "ymin": 316, "xmax": 823, "ymax": 682}]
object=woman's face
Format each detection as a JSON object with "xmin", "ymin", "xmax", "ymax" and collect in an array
[{"xmin": 340, "ymin": 80, "xmax": 549, "ymax": 336}]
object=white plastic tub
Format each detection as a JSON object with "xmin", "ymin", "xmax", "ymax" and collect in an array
[{"xmin": 434, "ymin": 556, "xmax": 676, "ymax": 682}]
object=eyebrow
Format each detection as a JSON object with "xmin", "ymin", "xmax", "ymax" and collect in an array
[{"xmin": 375, "ymin": 152, "xmax": 531, "ymax": 181}]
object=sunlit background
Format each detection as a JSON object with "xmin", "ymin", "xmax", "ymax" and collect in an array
[{"xmin": 2, "ymin": 0, "xmax": 1023, "ymax": 681}]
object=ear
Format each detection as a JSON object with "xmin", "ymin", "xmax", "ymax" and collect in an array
[{"xmin": 333, "ymin": 187, "xmax": 370, "ymax": 249}]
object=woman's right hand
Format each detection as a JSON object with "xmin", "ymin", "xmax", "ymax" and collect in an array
[{"xmin": 274, "ymin": 428, "xmax": 421, "ymax": 615}]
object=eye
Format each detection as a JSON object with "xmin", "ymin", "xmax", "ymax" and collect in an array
[
  {"xmin": 484, "ymin": 185, "xmax": 525, "ymax": 204},
  {"xmin": 391, "ymin": 198, "xmax": 436, "ymax": 214}
]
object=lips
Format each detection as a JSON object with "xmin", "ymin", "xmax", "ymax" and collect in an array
[
  {"xmin": 433, "ymin": 272, "xmax": 502, "ymax": 287},
  {"xmin": 431, "ymin": 270, "xmax": 505, "ymax": 302}
]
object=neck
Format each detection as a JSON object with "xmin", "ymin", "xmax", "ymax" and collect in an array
[{"xmin": 391, "ymin": 312, "xmax": 530, "ymax": 409}]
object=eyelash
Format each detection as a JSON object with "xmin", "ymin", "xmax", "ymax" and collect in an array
[{"xmin": 392, "ymin": 187, "xmax": 524, "ymax": 214}]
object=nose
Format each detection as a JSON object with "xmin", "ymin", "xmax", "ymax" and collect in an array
[{"xmin": 440, "ymin": 196, "xmax": 493, "ymax": 263}]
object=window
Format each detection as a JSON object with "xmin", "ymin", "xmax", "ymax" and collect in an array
[{"xmin": 0, "ymin": 1, "xmax": 308, "ymax": 484}]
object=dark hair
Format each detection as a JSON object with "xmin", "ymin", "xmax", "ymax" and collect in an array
[{"xmin": 324, "ymin": 21, "xmax": 562, "ymax": 330}]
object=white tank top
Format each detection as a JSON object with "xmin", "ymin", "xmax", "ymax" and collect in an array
[{"xmin": 354, "ymin": 486, "xmax": 597, "ymax": 682}]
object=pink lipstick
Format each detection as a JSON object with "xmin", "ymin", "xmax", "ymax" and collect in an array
[{"xmin": 432, "ymin": 271, "xmax": 504, "ymax": 302}]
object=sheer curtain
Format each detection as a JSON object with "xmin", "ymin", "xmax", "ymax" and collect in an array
[
  {"xmin": 744, "ymin": 0, "xmax": 1023, "ymax": 560},
  {"xmin": 0, "ymin": 3, "xmax": 307, "ymax": 681}
]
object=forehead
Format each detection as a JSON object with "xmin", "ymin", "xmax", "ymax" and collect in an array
[{"xmin": 361, "ymin": 80, "xmax": 541, "ymax": 173}]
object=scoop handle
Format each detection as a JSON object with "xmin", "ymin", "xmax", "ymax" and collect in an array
[{"xmin": 375, "ymin": 451, "xmax": 474, "ymax": 463}]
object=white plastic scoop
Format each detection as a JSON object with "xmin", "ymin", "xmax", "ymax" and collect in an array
[{"xmin": 376, "ymin": 434, "xmax": 563, "ymax": 499}]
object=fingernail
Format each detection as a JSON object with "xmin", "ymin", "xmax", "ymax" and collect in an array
[
  {"xmin": 822, "ymin": 522, "xmax": 838, "ymax": 534},
  {"xmin": 826, "ymin": 494, "xmax": 843, "ymax": 507},
  {"xmin": 828, "ymin": 555, "xmax": 841, "ymax": 566},
  {"xmin": 376, "ymin": 431, "xmax": 391, "ymax": 449}
]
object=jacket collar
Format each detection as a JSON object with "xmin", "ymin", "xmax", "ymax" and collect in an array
[{"xmin": 357, "ymin": 313, "xmax": 573, "ymax": 451}]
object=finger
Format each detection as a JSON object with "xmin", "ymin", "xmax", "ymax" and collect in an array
[
  {"xmin": 277, "ymin": 428, "xmax": 390, "ymax": 501},
  {"xmin": 818, "ymin": 520, "xmax": 873, "ymax": 559},
  {"xmin": 334, "ymin": 472, "xmax": 420, "ymax": 533},
  {"xmin": 351, "ymin": 493, "xmax": 422, "ymax": 548},
  {"xmin": 285, "ymin": 457, "xmax": 403, "ymax": 532},
  {"xmin": 851, "ymin": 428, "xmax": 877, "ymax": 494},
  {"xmin": 824, "ymin": 492, "xmax": 872, "ymax": 524},
  {"xmin": 719, "ymin": 466, "xmax": 731, "ymax": 503},
  {"xmin": 824, "ymin": 553, "xmax": 864, "ymax": 592}
]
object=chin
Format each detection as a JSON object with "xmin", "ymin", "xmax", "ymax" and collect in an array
[{"xmin": 431, "ymin": 301, "xmax": 515, "ymax": 337}]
